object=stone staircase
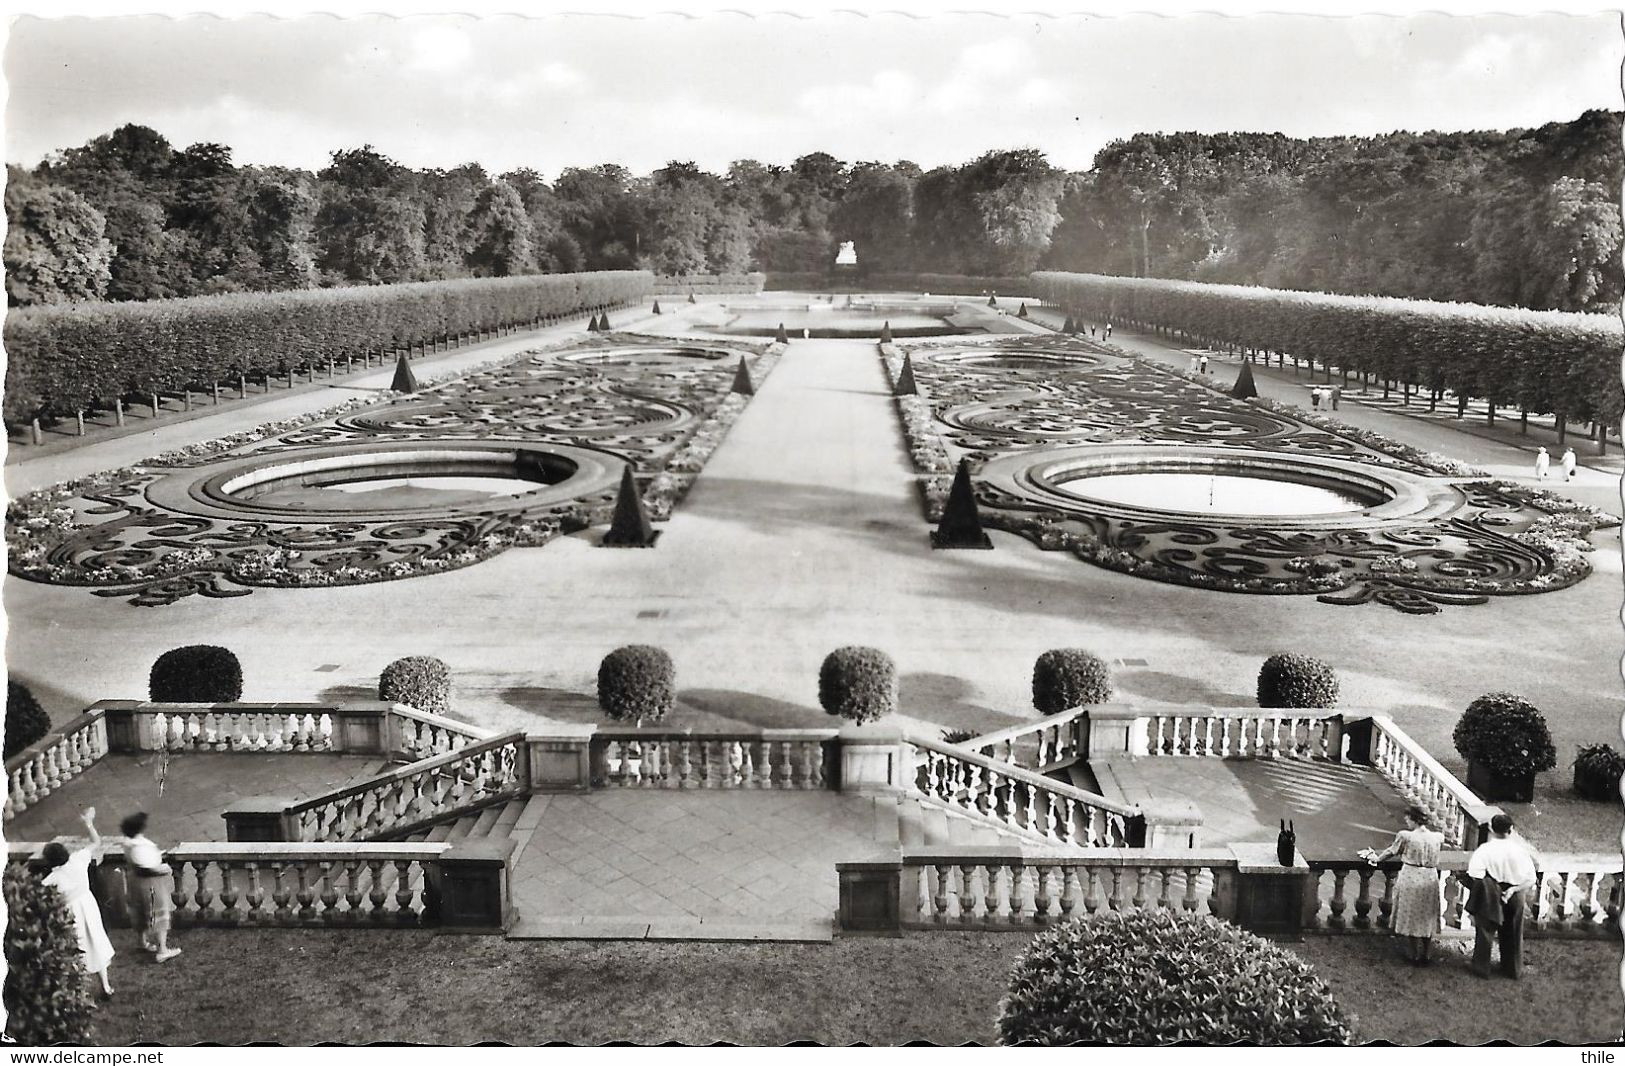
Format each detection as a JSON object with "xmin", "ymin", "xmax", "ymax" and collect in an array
[
  {"xmin": 886, "ymin": 793, "xmax": 1053, "ymax": 848},
  {"xmin": 402, "ymin": 796, "xmax": 534, "ymax": 845}
]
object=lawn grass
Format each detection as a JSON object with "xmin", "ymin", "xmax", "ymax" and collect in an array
[{"xmin": 82, "ymin": 927, "xmax": 1618, "ymax": 1046}]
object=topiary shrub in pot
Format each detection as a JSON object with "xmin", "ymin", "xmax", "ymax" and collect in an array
[
  {"xmin": 1452, "ymin": 692, "xmax": 1556, "ymax": 802},
  {"xmin": 1032, "ymin": 649, "xmax": 1112, "ymax": 714},
  {"xmin": 597, "ymin": 645, "xmax": 675, "ymax": 725},
  {"xmin": 379, "ymin": 656, "xmax": 452, "ymax": 716},
  {"xmin": 5, "ymin": 680, "xmax": 51, "ymax": 760},
  {"xmin": 149, "ymin": 645, "xmax": 244, "ymax": 703},
  {"xmin": 3, "ymin": 865, "xmax": 94, "ymax": 1045},
  {"xmin": 819, "ymin": 646, "xmax": 897, "ymax": 725},
  {"xmin": 1573, "ymin": 744, "xmax": 1625, "ymax": 801},
  {"xmin": 997, "ymin": 909, "xmax": 1350, "ymax": 1046},
  {"xmin": 1256, "ymin": 654, "xmax": 1339, "ymax": 709}
]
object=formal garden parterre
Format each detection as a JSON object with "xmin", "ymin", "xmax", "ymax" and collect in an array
[
  {"xmin": 6, "ymin": 333, "xmax": 781, "ymax": 606},
  {"xmin": 886, "ymin": 333, "xmax": 1617, "ymax": 614}
]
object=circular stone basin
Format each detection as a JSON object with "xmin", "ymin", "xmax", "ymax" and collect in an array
[
  {"xmin": 1058, "ymin": 470, "xmax": 1380, "ymax": 516},
  {"xmin": 219, "ymin": 448, "xmax": 579, "ymax": 512}
]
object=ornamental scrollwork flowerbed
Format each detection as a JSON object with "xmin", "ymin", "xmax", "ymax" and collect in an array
[
  {"xmin": 8, "ymin": 334, "xmax": 779, "ymax": 606},
  {"xmin": 886, "ymin": 334, "xmax": 1617, "ymax": 614}
]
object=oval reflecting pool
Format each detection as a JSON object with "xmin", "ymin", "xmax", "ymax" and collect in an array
[{"xmin": 1057, "ymin": 471, "xmax": 1379, "ymax": 516}]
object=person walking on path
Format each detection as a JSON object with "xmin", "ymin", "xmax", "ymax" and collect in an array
[
  {"xmin": 1361, "ymin": 806, "xmax": 1445, "ymax": 965},
  {"xmin": 119, "ymin": 812, "xmax": 181, "ymax": 963},
  {"xmin": 1105, "ymin": 323, "xmax": 1113, "ymax": 339},
  {"xmin": 40, "ymin": 806, "xmax": 116, "ymax": 996},
  {"xmin": 1310, "ymin": 386, "xmax": 1323, "ymax": 410},
  {"xmin": 1465, "ymin": 813, "xmax": 1538, "ymax": 979},
  {"xmin": 1190, "ymin": 354, "xmax": 1200, "ymax": 373},
  {"xmin": 1534, "ymin": 447, "xmax": 1550, "ymax": 480},
  {"xmin": 1330, "ymin": 384, "xmax": 1342, "ymax": 410},
  {"xmin": 1198, "ymin": 354, "xmax": 1209, "ymax": 375},
  {"xmin": 1561, "ymin": 447, "xmax": 1577, "ymax": 481}
]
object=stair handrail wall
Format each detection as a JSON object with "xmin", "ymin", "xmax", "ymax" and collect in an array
[
  {"xmin": 953, "ymin": 706, "xmax": 1092, "ymax": 774},
  {"xmin": 284, "ymin": 730, "xmax": 530, "ymax": 842},
  {"xmin": 1344, "ymin": 714, "xmax": 1501, "ymax": 847},
  {"xmin": 904, "ymin": 733, "xmax": 1140, "ymax": 848},
  {"xmin": 4, "ymin": 708, "xmax": 110, "ymax": 822}
]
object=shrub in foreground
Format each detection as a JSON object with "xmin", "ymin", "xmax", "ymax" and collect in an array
[
  {"xmin": 819, "ymin": 647, "xmax": 897, "ymax": 725},
  {"xmin": 149, "ymin": 645, "xmax": 243, "ymax": 703},
  {"xmin": 1031, "ymin": 649, "xmax": 1113, "ymax": 714},
  {"xmin": 997, "ymin": 909, "xmax": 1351, "ymax": 1045},
  {"xmin": 597, "ymin": 645, "xmax": 675, "ymax": 725},
  {"xmin": 5, "ymin": 680, "xmax": 51, "ymax": 759},
  {"xmin": 1453, "ymin": 692, "xmax": 1556, "ymax": 781},
  {"xmin": 379, "ymin": 656, "xmax": 452, "ymax": 716},
  {"xmin": 1256, "ymin": 654, "xmax": 1339, "ymax": 709},
  {"xmin": 3, "ymin": 865, "xmax": 94, "ymax": 1045}
]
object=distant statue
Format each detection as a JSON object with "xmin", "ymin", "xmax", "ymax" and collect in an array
[{"xmin": 835, "ymin": 241, "xmax": 858, "ymax": 266}]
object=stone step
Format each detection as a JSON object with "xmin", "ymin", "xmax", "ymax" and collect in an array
[
  {"xmin": 491, "ymin": 797, "xmax": 526, "ymax": 837},
  {"xmin": 443, "ymin": 815, "xmax": 476, "ymax": 842},
  {"xmin": 469, "ymin": 804, "xmax": 505, "ymax": 838}
]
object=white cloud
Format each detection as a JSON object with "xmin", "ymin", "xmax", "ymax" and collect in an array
[{"xmin": 405, "ymin": 25, "xmax": 474, "ymax": 72}]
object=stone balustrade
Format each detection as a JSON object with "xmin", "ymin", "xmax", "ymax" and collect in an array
[
  {"xmin": 1345, "ymin": 715, "xmax": 1499, "ymax": 847},
  {"xmin": 908, "ymin": 735, "xmax": 1139, "ymax": 848},
  {"xmin": 285, "ymin": 731, "xmax": 529, "ymax": 842},
  {"xmin": 4, "ymin": 709, "xmax": 110, "ymax": 822},
  {"xmin": 387, "ymin": 704, "xmax": 494, "ymax": 761},
  {"xmin": 1085, "ymin": 705, "xmax": 1345, "ymax": 760},
  {"xmin": 589, "ymin": 729, "xmax": 837, "ymax": 789},
  {"xmin": 960, "ymin": 707, "xmax": 1090, "ymax": 774}
]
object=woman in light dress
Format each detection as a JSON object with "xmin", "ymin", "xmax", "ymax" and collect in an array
[
  {"xmin": 39, "ymin": 806, "xmax": 116, "ymax": 996},
  {"xmin": 1362, "ymin": 805, "xmax": 1445, "ymax": 965}
]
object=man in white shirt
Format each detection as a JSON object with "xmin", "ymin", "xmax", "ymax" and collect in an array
[
  {"xmin": 1465, "ymin": 813, "xmax": 1537, "ymax": 978},
  {"xmin": 119, "ymin": 812, "xmax": 181, "ymax": 963}
]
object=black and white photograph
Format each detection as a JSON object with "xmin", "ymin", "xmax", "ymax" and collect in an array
[{"xmin": 0, "ymin": 0, "xmax": 1619, "ymax": 1048}]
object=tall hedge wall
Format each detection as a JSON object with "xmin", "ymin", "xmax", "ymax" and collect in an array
[
  {"xmin": 3, "ymin": 270, "xmax": 652, "ymax": 423},
  {"xmin": 652, "ymin": 273, "xmax": 765, "ymax": 295},
  {"xmin": 1033, "ymin": 271, "xmax": 1623, "ymax": 425},
  {"xmin": 764, "ymin": 272, "xmax": 1035, "ymax": 296}
]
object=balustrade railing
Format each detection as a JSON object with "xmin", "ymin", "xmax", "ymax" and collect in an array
[
  {"xmin": 285, "ymin": 731, "xmax": 528, "ymax": 842},
  {"xmin": 909, "ymin": 736, "xmax": 1138, "ymax": 848},
  {"xmin": 1358, "ymin": 716, "xmax": 1491, "ymax": 847},
  {"xmin": 960, "ymin": 708, "xmax": 1089, "ymax": 774},
  {"xmin": 387, "ymin": 705, "xmax": 493, "ymax": 761},
  {"xmin": 129, "ymin": 705, "xmax": 336, "ymax": 753},
  {"xmin": 1143, "ymin": 709, "xmax": 1343, "ymax": 759},
  {"xmin": 897, "ymin": 847, "xmax": 1231, "ymax": 928},
  {"xmin": 590, "ymin": 729, "xmax": 836, "ymax": 789},
  {"xmin": 5, "ymin": 710, "xmax": 110, "ymax": 822},
  {"xmin": 163, "ymin": 842, "xmax": 447, "ymax": 927}
]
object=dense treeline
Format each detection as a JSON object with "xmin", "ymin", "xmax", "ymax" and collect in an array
[
  {"xmin": 1035, "ymin": 271, "xmax": 1624, "ymax": 433},
  {"xmin": 7, "ymin": 112, "xmax": 1619, "ymax": 314},
  {"xmin": 1044, "ymin": 112, "xmax": 1623, "ymax": 313},
  {"xmin": 3, "ymin": 271, "xmax": 649, "ymax": 423}
]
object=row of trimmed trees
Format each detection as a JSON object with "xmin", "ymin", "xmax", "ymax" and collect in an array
[{"xmin": 1034, "ymin": 270, "xmax": 1624, "ymax": 441}]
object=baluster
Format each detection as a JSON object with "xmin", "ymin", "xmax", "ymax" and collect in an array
[
  {"xmin": 243, "ymin": 862, "xmax": 264, "ymax": 923},
  {"xmin": 1156, "ymin": 868, "xmax": 1173, "ymax": 909},
  {"xmin": 270, "ymin": 863, "xmax": 294, "ymax": 924},
  {"xmin": 1108, "ymin": 867, "xmax": 1127, "ymax": 911},
  {"xmin": 320, "ymin": 862, "xmax": 341, "ymax": 923},
  {"xmin": 1131, "ymin": 867, "xmax": 1148, "ymax": 912},
  {"xmin": 1044, "ymin": 794, "xmax": 1061, "ymax": 843},
  {"xmin": 733, "ymin": 740, "xmax": 750, "ymax": 789},
  {"xmin": 342, "ymin": 859, "xmax": 365, "ymax": 923},
  {"xmin": 1032, "ymin": 868, "xmax": 1052, "ymax": 923},
  {"xmin": 959, "ymin": 864, "xmax": 979, "ymax": 921},
  {"xmin": 294, "ymin": 863, "xmax": 317, "ymax": 922},
  {"xmin": 367, "ymin": 860, "xmax": 389, "ymax": 919},
  {"xmin": 672, "ymin": 739, "xmax": 689, "ymax": 788},
  {"xmin": 214, "ymin": 861, "xmax": 240, "ymax": 925},
  {"xmin": 187, "ymin": 859, "xmax": 213, "ymax": 920},
  {"xmin": 1377, "ymin": 868, "xmax": 1396, "ymax": 929},
  {"xmin": 1352, "ymin": 868, "xmax": 1375, "ymax": 928},
  {"xmin": 1059, "ymin": 868, "xmax": 1080, "ymax": 918},
  {"xmin": 1008, "ymin": 866, "xmax": 1028, "ymax": 925},
  {"xmin": 1080, "ymin": 868, "xmax": 1100, "ymax": 914},
  {"xmin": 394, "ymin": 859, "xmax": 416, "ymax": 923},
  {"xmin": 1328, "ymin": 869, "xmax": 1349, "ymax": 928},
  {"xmin": 933, "ymin": 864, "xmax": 952, "ymax": 923},
  {"xmin": 1578, "ymin": 871, "xmax": 1600, "ymax": 928},
  {"xmin": 1606, "ymin": 873, "xmax": 1624, "ymax": 926},
  {"xmin": 1182, "ymin": 866, "xmax": 1202, "ymax": 912}
]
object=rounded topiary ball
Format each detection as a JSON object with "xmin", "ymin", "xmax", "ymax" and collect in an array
[
  {"xmin": 1256, "ymin": 654, "xmax": 1339, "ymax": 709},
  {"xmin": 3, "ymin": 866, "xmax": 94, "ymax": 1045},
  {"xmin": 4, "ymin": 681, "xmax": 51, "ymax": 760},
  {"xmin": 597, "ymin": 645, "xmax": 675, "ymax": 725},
  {"xmin": 1032, "ymin": 649, "xmax": 1113, "ymax": 714},
  {"xmin": 818, "ymin": 646, "xmax": 897, "ymax": 725},
  {"xmin": 1452, "ymin": 692, "xmax": 1557, "ymax": 780},
  {"xmin": 1573, "ymin": 744, "xmax": 1625, "ymax": 801},
  {"xmin": 997, "ymin": 910, "xmax": 1351, "ymax": 1046},
  {"xmin": 379, "ymin": 656, "xmax": 452, "ymax": 716},
  {"xmin": 149, "ymin": 645, "xmax": 244, "ymax": 703}
]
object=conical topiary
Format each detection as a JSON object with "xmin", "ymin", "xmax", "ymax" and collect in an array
[
  {"xmin": 601, "ymin": 466, "xmax": 659, "ymax": 548},
  {"xmin": 688, "ymin": 292, "xmax": 697, "ymax": 304},
  {"xmin": 987, "ymin": 294, "xmax": 998, "ymax": 308},
  {"xmin": 652, "ymin": 299, "xmax": 663, "ymax": 314},
  {"xmin": 599, "ymin": 312, "xmax": 611, "ymax": 332},
  {"xmin": 1017, "ymin": 302, "xmax": 1029, "ymax": 318},
  {"xmin": 1231, "ymin": 361, "xmax": 1259, "ymax": 400},
  {"xmin": 1062, "ymin": 316, "xmax": 1075, "ymax": 334},
  {"xmin": 775, "ymin": 322, "xmax": 790, "ymax": 343},
  {"xmin": 390, "ymin": 350, "xmax": 420, "ymax": 393},
  {"xmin": 879, "ymin": 321, "xmax": 894, "ymax": 343},
  {"xmin": 932, "ymin": 459, "xmax": 993, "ymax": 549},
  {"xmin": 731, "ymin": 358, "xmax": 755, "ymax": 396},
  {"xmin": 586, "ymin": 313, "xmax": 599, "ymax": 332},
  {"xmin": 895, "ymin": 354, "xmax": 918, "ymax": 396}
]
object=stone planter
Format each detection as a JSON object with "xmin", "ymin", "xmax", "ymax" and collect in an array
[{"xmin": 1467, "ymin": 760, "xmax": 1536, "ymax": 803}]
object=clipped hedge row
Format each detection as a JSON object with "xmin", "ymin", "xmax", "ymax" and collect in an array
[
  {"xmin": 1033, "ymin": 271, "xmax": 1623, "ymax": 425},
  {"xmin": 4, "ymin": 270, "xmax": 652, "ymax": 423},
  {"xmin": 764, "ymin": 272, "xmax": 1035, "ymax": 295},
  {"xmin": 651, "ymin": 273, "xmax": 765, "ymax": 295}
]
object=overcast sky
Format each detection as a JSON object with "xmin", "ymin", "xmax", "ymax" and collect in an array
[{"xmin": 5, "ymin": 11, "xmax": 1621, "ymax": 177}]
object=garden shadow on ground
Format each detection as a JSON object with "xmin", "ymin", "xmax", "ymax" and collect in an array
[
  {"xmin": 898, "ymin": 671, "xmax": 1027, "ymax": 735},
  {"xmin": 1113, "ymin": 669, "xmax": 1252, "ymax": 707}
]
